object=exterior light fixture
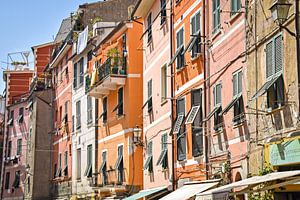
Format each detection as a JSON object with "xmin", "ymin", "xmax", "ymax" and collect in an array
[
  {"xmin": 133, "ymin": 126, "xmax": 143, "ymax": 146},
  {"xmin": 270, "ymin": 0, "xmax": 292, "ymax": 26}
]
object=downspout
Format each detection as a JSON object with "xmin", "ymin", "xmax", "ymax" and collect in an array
[
  {"xmin": 296, "ymin": 0, "xmax": 300, "ymax": 116},
  {"xmin": 94, "ymin": 99, "xmax": 99, "ymax": 189},
  {"xmin": 170, "ymin": 0, "xmax": 176, "ymax": 191},
  {"xmin": 203, "ymin": 0, "xmax": 209, "ymax": 180}
]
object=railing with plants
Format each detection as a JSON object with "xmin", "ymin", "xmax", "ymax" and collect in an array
[{"xmin": 86, "ymin": 47, "xmax": 127, "ymax": 93}]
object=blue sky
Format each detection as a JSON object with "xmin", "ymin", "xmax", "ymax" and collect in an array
[{"xmin": 0, "ymin": 0, "xmax": 97, "ymax": 92}]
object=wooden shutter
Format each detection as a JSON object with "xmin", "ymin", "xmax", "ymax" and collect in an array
[
  {"xmin": 238, "ymin": 71, "xmax": 242, "ymax": 94},
  {"xmin": 73, "ymin": 63, "xmax": 77, "ymax": 88},
  {"xmin": 118, "ymin": 88, "xmax": 123, "ymax": 115},
  {"xmin": 233, "ymin": 73, "xmax": 237, "ymax": 96},
  {"xmin": 79, "ymin": 58, "xmax": 84, "ymax": 84},
  {"xmin": 266, "ymin": 41, "xmax": 274, "ymax": 79},
  {"xmin": 275, "ymin": 35, "xmax": 283, "ymax": 74}
]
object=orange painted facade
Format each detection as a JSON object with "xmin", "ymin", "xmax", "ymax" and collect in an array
[
  {"xmin": 171, "ymin": 0, "xmax": 206, "ymax": 184},
  {"xmin": 3, "ymin": 71, "xmax": 34, "ymax": 106},
  {"xmin": 87, "ymin": 20, "xmax": 144, "ymax": 197},
  {"xmin": 32, "ymin": 42, "xmax": 54, "ymax": 78}
]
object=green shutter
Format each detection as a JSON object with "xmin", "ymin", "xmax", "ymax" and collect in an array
[
  {"xmin": 266, "ymin": 41, "xmax": 274, "ymax": 79},
  {"xmin": 73, "ymin": 63, "xmax": 77, "ymax": 88},
  {"xmin": 233, "ymin": 73, "xmax": 237, "ymax": 97},
  {"xmin": 275, "ymin": 35, "xmax": 283, "ymax": 74}
]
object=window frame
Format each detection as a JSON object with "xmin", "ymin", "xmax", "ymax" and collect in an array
[
  {"xmin": 190, "ymin": 9, "xmax": 201, "ymax": 58},
  {"xmin": 176, "ymin": 27, "xmax": 185, "ymax": 70}
]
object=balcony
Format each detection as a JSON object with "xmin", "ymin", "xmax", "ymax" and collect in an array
[{"xmin": 87, "ymin": 58, "xmax": 126, "ymax": 97}]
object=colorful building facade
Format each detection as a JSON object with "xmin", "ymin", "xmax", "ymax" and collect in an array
[
  {"xmin": 133, "ymin": 0, "xmax": 173, "ymax": 194},
  {"xmin": 171, "ymin": 0, "xmax": 206, "ymax": 185},
  {"xmin": 205, "ymin": 0, "xmax": 248, "ymax": 186},
  {"xmin": 87, "ymin": 20, "xmax": 144, "ymax": 198}
]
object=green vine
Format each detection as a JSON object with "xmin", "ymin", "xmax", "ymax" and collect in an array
[{"xmin": 248, "ymin": 164, "xmax": 274, "ymax": 200}]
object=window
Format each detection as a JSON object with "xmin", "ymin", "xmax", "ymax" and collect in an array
[
  {"xmin": 73, "ymin": 63, "xmax": 77, "ymax": 88},
  {"xmin": 176, "ymin": 98, "xmax": 186, "ymax": 161},
  {"xmin": 72, "ymin": 115, "xmax": 75, "ymax": 132},
  {"xmin": 56, "ymin": 153, "xmax": 62, "ymax": 177},
  {"xmin": 147, "ymin": 79, "xmax": 153, "ymax": 112},
  {"xmin": 147, "ymin": 13, "xmax": 152, "ymax": 43},
  {"xmin": 17, "ymin": 107, "xmax": 24, "ymax": 123},
  {"xmin": 190, "ymin": 11, "xmax": 201, "ymax": 58},
  {"xmin": 100, "ymin": 151, "xmax": 107, "ymax": 185},
  {"xmin": 17, "ymin": 139, "xmax": 22, "ymax": 156},
  {"xmin": 59, "ymin": 106, "xmax": 62, "ymax": 125},
  {"xmin": 76, "ymin": 101, "xmax": 81, "ymax": 130},
  {"xmin": 87, "ymin": 96, "xmax": 93, "ymax": 124},
  {"xmin": 213, "ymin": 0, "xmax": 221, "ymax": 33},
  {"xmin": 53, "ymin": 164, "xmax": 57, "ymax": 178},
  {"xmin": 8, "ymin": 110, "xmax": 14, "ymax": 126},
  {"xmin": 85, "ymin": 145, "xmax": 92, "ymax": 177},
  {"xmin": 231, "ymin": 0, "xmax": 241, "ymax": 16},
  {"xmin": 88, "ymin": 51, "xmax": 93, "ymax": 62},
  {"xmin": 213, "ymin": 84, "xmax": 223, "ymax": 131},
  {"xmin": 73, "ymin": 58, "xmax": 84, "ymax": 89},
  {"xmin": 266, "ymin": 35, "xmax": 284, "ymax": 109},
  {"xmin": 113, "ymin": 88, "xmax": 123, "ymax": 116},
  {"xmin": 122, "ymin": 34, "xmax": 127, "ymax": 70},
  {"xmin": 160, "ymin": 0, "xmax": 167, "ymax": 25},
  {"xmin": 64, "ymin": 101, "xmax": 68, "ymax": 124},
  {"xmin": 115, "ymin": 145, "xmax": 124, "ymax": 184},
  {"xmin": 5, "ymin": 172, "xmax": 10, "ymax": 189},
  {"xmin": 144, "ymin": 141, "xmax": 153, "ymax": 172},
  {"xmin": 13, "ymin": 170, "xmax": 20, "ymax": 188},
  {"xmin": 233, "ymin": 71, "xmax": 244, "ymax": 123},
  {"xmin": 64, "ymin": 151, "xmax": 68, "ymax": 176},
  {"xmin": 76, "ymin": 149, "xmax": 81, "ymax": 179},
  {"xmin": 7, "ymin": 141, "xmax": 12, "ymax": 158},
  {"xmin": 161, "ymin": 65, "xmax": 167, "ymax": 101},
  {"xmin": 156, "ymin": 134, "xmax": 168, "ymax": 169},
  {"xmin": 191, "ymin": 89, "xmax": 203, "ymax": 157},
  {"xmin": 102, "ymin": 97, "xmax": 107, "ymax": 123},
  {"xmin": 176, "ymin": 28, "xmax": 185, "ymax": 69}
]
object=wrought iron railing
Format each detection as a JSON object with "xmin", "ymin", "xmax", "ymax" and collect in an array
[{"xmin": 86, "ymin": 57, "xmax": 127, "ymax": 93}]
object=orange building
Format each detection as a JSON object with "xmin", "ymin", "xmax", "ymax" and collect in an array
[
  {"xmin": 169, "ymin": 0, "xmax": 206, "ymax": 185},
  {"xmin": 87, "ymin": 20, "xmax": 144, "ymax": 198}
]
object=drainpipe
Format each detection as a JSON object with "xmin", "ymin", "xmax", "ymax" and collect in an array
[
  {"xmin": 203, "ymin": 0, "xmax": 209, "ymax": 180},
  {"xmin": 94, "ymin": 99, "xmax": 99, "ymax": 189},
  {"xmin": 170, "ymin": 0, "xmax": 176, "ymax": 191},
  {"xmin": 296, "ymin": 0, "xmax": 300, "ymax": 116}
]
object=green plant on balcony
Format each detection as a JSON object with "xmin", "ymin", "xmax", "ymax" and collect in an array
[{"xmin": 107, "ymin": 47, "xmax": 121, "ymax": 75}]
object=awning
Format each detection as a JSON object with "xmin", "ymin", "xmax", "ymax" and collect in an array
[
  {"xmin": 250, "ymin": 74, "xmax": 282, "ymax": 101},
  {"xmin": 160, "ymin": 181, "xmax": 219, "ymax": 200},
  {"xmin": 203, "ymin": 105, "xmax": 221, "ymax": 122},
  {"xmin": 123, "ymin": 186, "xmax": 168, "ymax": 200},
  {"xmin": 219, "ymin": 94, "xmax": 242, "ymax": 116},
  {"xmin": 196, "ymin": 170, "xmax": 300, "ymax": 199}
]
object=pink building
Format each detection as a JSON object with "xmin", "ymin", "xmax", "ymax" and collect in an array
[
  {"xmin": 205, "ymin": 0, "xmax": 248, "ymax": 189},
  {"xmin": 133, "ymin": 0, "xmax": 172, "ymax": 197},
  {"xmin": 2, "ymin": 97, "xmax": 30, "ymax": 200}
]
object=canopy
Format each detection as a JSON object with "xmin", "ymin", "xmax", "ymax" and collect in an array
[
  {"xmin": 159, "ymin": 181, "xmax": 219, "ymax": 200},
  {"xmin": 196, "ymin": 170, "xmax": 300, "ymax": 200},
  {"xmin": 123, "ymin": 186, "xmax": 168, "ymax": 200}
]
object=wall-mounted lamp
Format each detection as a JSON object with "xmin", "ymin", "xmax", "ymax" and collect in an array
[
  {"xmin": 133, "ymin": 126, "xmax": 143, "ymax": 146},
  {"xmin": 270, "ymin": 0, "xmax": 292, "ymax": 26}
]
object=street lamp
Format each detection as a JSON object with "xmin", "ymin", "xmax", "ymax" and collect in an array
[
  {"xmin": 133, "ymin": 126, "xmax": 143, "ymax": 146},
  {"xmin": 270, "ymin": 0, "xmax": 292, "ymax": 26}
]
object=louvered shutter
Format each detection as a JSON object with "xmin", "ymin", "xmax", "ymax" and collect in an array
[
  {"xmin": 196, "ymin": 12, "xmax": 201, "ymax": 33},
  {"xmin": 79, "ymin": 58, "xmax": 84, "ymax": 84},
  {"xmin": 266, "ymin": 41, "xmax": 274, "ymax": 79},
  {"xmin": 238, "ymin": 71, "xmax": 242, "ymax": 94},
  {"xmin": 216, "ymin": 84, "xmax": 222, "ymax": 105},
  {"xmin": 275, "ymin": 35, "xmax": 283, "ymax": 74},
  {"xmin": 233, "ymin": 73, "xmax": 237, "ymax": 96},
  {"xmin": 73, "ymin": 63, "xmax": 77, "ymax": 88}
]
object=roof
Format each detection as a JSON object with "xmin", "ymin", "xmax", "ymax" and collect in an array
[
  {"xmin": 31, "ymin": 41, "xmax": 54, "ymax": 51},
  {"xmin": 54, "ymin": 17, "xmax": 74, "ymax": 43}
]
